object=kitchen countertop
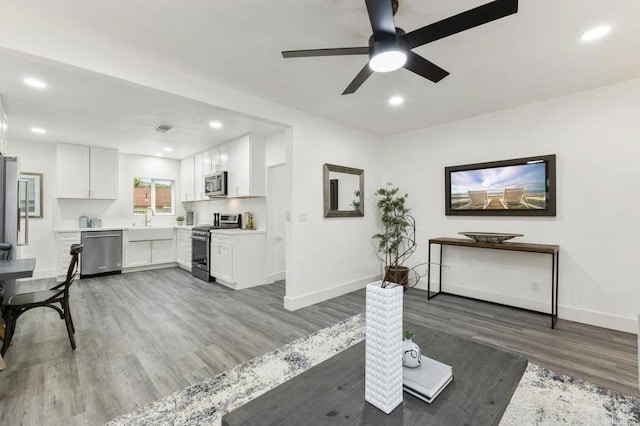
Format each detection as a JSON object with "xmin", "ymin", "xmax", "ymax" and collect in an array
[
  {"xmin": 210, "ymin": 229, "xmax": 266, "ymax": 235},
  {"xmin": 54, "ymin": 225, "xmax": 195, "ymax": 232}
]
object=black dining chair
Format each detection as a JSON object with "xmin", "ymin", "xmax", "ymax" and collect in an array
[
  {"xmin": 0, "ymin": 243, "xmax": 13, "ymax": 315},
  {"xmin": 1, "ymin": 244, "xmax": 83, "ymax": 356}
]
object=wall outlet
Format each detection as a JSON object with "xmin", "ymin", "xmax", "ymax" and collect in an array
[{"xmin": 530, "ymin": 281, "xmax": 540, "ymax": 292}]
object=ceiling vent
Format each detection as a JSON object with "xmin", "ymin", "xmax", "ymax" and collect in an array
[{"xmin": 155, "ymin": 124, "xmax": 173, "ymax": 133}]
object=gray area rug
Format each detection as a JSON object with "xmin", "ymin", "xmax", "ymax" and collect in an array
[{"xmin": 108, "ymin": 313, "xmax": 640, "ymax": 426}]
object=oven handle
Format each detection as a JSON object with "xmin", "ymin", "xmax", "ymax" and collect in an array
[{"xmin": 191, "ymin": 235, "xmax": 210, "ymax": 242}]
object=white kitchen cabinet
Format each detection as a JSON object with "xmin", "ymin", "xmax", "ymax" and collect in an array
[
  {"xmin": 56, "ymin": 143, "xmax": 118, "ymax": 199},
  {"xmin": 151, "ymin": 239, "xmax": 176, "ymax": 264},
  {"xmin": 193, "ymin": 151, "xmax": 210, "ymax": 201},
  {"xmin": 226, "ymin": 134, "xmax": 265, "ymax": 197},
  {"xmin": 211, "ymin": 237, "xmax": 233, "ymax": 283},
  {"xmin": 210, "ymin": 143, "xmax": 228, "ymax": 172},
  {"xmin": 180, "ymin": 157, "xmax": 194, "ymax": 202},
  {"xmin": 55, "ymin": 231, "xmax": 81, "ymax": 281},
  {"xmin": 124, "ymin": 231, "xmax": 176, "ymax": 268},
  {"xmin": 0, "ymin": 95, "xmax": 8, "ymax": 154},
  {"xmin": 210, "ymin": 231, "xmax": 267, "ymax": 289},
  {"xmin": 124, "ymin": 240, "xmax": 152, "ymax": 267},
  {"xmin": 176, "ymin": 228, "xmax": 192, "ymax": 270}
]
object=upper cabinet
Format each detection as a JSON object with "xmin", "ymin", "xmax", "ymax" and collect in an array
[
  {"xmin": 180, "ymin": 157, "xmax": 194, "ymax": 202},
  {"xmin": 193, "ymin": 151, "xmax": 209, "ymax": 201},
  {"xmin": 210, "ymin": 143, "xmax": 228, "ymax": 172},
  {"xmin": 0, "ymin": 95, "xmax": 7, "ymax": 154},
  {"xmin": 225, "ymin": 134, "xmax": 265, "ymax": 197},
  {"xmin": 56, "ymin": 143, "xmax": 118, "ymax": 199},
  {"xmin": 180, "ymin": 134, "xmax": 265, "ymax": 202}
]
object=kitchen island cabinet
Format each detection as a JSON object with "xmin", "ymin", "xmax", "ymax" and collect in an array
[{"xmin": 210, "ymin": 230, "xmax": 268, "ymax": 289}]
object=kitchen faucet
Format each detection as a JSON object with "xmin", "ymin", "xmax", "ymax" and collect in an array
[{"xmin": 144, "ymin": 207, "xmax": 155, "ymax": 226}]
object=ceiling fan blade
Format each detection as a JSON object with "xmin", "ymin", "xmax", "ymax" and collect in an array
[
  {"xmin": 342, "ymin": 64, "xmax": 374, "ymax": 95},
  {"xmin": 365, "ymin": 0, "xmax": 397, "ymax": 40},
  {"xmin": 402, "ymin": 0, "xmax": 518, "ymax": 49},
  {"xmin": 403, "ymin": 51, "xmax": 449, "ymax": 83},
  {"xmin": 282, "ymin": 47, "xmax": 369, "ymax": 58}
]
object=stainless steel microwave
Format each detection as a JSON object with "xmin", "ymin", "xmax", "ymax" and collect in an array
[{"xmin": 205, "ymin": 171, "xmax": 227, "ymax": 197}]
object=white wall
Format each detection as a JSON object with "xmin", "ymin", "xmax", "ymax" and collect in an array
[
  {"xmin": 266, "ymin": 130, "xmax": 286, "ymax": 167},
  {"xmin": 265, "ymin": 130, "xmax": 287, "ymax": 281},
  {"xmin": 7, "ymin": 140, "xmax": 57, "ymax": 278},
  {"xmin": 383, "ymin": 78, "xmax": 640, "ymax": 333},
  {"xmin": 0, "ymin": 21, "xmax": 386, "ymax": 310},
  {"xmin": 284, "ymin": 119, "xmax": 384, "ymax": 309}
]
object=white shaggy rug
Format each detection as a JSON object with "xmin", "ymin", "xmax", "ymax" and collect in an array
[{"xmin": 108, "ymin": 314, "xmax": 640, "ymax": 425}]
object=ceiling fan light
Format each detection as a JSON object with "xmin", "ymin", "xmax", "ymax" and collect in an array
[{"xmin": 370, "ymin": 50, "xmax": 407, "ymax": 73}]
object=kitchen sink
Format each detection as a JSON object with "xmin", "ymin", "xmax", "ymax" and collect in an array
[{"xmin": 127, "ymin": 226, "xmax": 174, "ymax": 242}]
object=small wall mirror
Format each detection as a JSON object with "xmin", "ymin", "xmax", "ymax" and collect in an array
[{"xmin": 323, "ymin": 163, "xmax": 364, "ymax": 218}]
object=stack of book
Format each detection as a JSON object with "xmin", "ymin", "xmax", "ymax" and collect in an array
[{"xmin": 403, "ymin": 356, "xmax": 454, "ymax": 403}]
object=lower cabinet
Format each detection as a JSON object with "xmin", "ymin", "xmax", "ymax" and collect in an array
[
  {"xmin": 124, "ymin": 237, "xmax": 176, "ymax": 268},
  {"xmin": 176, "ymin": 228, "xmax": 192, "ymax": 270},
  {"xmin": 211, "ymin": 238, "xmax": 233, "ymax": 283},
  {"xmin": 55, "ymin": 232, "xmax": 81, "ymax": 281},
  {"xmin": 210, "ymin": 231, "xmax": 267, "ymax": 289}
]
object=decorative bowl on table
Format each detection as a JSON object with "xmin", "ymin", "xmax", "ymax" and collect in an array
[{"xmin": 458, "ymin": 232, "xmax": 524, "ymax": 243}]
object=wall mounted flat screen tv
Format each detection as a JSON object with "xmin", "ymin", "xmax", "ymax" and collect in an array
[{"xmin": 445, "ymin": 154, "xmax": 556, "ymax": 216}]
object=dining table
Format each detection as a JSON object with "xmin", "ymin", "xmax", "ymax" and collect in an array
[{"xmin": 0, "ymin": 258, "xmax": 36, "ymax": 370}]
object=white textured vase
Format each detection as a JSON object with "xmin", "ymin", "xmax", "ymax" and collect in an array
[{"xmin": 365, "ymin": 281, "xmax": 403, "ymax": 414}]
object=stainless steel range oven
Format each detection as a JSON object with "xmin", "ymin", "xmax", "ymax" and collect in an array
[
  {"xmin": 191, "ymin": 227, "xmax": 212, "ymax": 282},
  {"xmin": 191, "ymin": 214, "xmax": 241, "ymax": 282}
]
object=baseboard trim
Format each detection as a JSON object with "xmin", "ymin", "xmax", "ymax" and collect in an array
[
  {"xmin": 423, "ymin": 283, "xmax": 638, "ymax": 334},
  {"xmin": 122, "ymin": 263, "xmax": 177, "ymax": 274},
  {"xmin": 266, "ymin": 271, "xmax": 285, "ymax": 283},
  {"xmin": 283, "ymin": 274, "xmax": 378, "ymax": 311}
]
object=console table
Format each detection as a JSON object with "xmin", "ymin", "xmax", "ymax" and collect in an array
[{"xmin": 428, "ymin": 238, "xmax": 559, "ymax": 329}]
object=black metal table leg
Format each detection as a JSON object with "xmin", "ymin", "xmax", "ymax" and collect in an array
[
  {"xmin": 427, "ymin": 242, "xmax": 432, "ymax": 299},
  {"xmin": 439, "ymin": 245, "xmax": 443, "ymax": 293},
  {"xmin": 551, "ymin": 252, "xmax": 555, "ymax": 329}
]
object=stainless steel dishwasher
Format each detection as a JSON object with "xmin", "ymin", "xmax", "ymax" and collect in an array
[{"xmin": 80, "ymin": 230, "xmax": 123, "ymax": 278}]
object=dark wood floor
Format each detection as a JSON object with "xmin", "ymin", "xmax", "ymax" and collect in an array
[{"xmin": 0, "ymin": 268, "xmax": 637, "ymax": 425}]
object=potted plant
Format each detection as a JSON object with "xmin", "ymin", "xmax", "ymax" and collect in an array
[
  {"xmin": 372, "ymin": 185, "xmax": 417, "ymax": 288},
  {"xmin": 176, "ymin": 216, "xmax": 185, "ymax": 225}
]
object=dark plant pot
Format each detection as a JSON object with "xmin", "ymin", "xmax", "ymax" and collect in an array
[{"xmin": 384, "ymin": 266, "xmax": 409, "ymax": 287}]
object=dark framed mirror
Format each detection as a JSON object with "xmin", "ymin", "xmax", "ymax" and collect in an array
[{"xmin": 323, "ymin": 163, "xmax": 364, "ymax": 218}]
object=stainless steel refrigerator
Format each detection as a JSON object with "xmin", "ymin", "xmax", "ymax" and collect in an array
[{"xmin": 0, "ymin": 154, "xmax": 29, "ymax": 295}]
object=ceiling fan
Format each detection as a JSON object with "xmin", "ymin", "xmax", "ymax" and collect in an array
[{"xmin": 281, "ymin": 0, "xmax": 518, "ymax": 95}]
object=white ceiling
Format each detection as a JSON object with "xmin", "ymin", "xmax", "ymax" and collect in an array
[
  {"xmin": 1, "ymin": 0, "xmax": 640, "ymax": 146},
  {"xmin": 0, "ymin": 50, "xmax": 286, "ymax": 160}
]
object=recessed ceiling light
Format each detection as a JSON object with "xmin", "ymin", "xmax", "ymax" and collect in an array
[
  {"xmin": 581, "ymin": 25, "xmax": 611, "ymax": 42},
  {"xmin": 163, "ymin": 147, "xmax": 173, "ymax": 152},
  {"xmin": 155, "ymin": 153, "xmax": 163, "ymax": 157},
  {"xmin": 389, "ymin": 96, "xmax": 404, "ymax": 106},
  {"xmin": 23, "ymin": 78, "xmax": 47, "ymax": 89},
  {"xmin": 31, "ymin": 127, "xmax": 47, "ymax": 134},
  {"xmin": 209, "ymin": 121, "xmax": 223, "ymax": 129}
]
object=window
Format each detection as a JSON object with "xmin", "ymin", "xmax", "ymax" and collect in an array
[{"xmin": 133, "ymin": 178, "xmax": 175, "ymax": 215}]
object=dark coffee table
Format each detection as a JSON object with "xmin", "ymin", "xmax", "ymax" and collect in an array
[{"xmin": 222, "ymin": 322, "xmax": 527, "ymax": 425}]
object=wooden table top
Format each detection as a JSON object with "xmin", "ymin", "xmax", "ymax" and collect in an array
[
  {"xmin": 429, "ymin": 237, "xmax": 559, "ymax": 254},
  {"xmin": 222, "ymin": 321, "xmax": 528, "ymax": 425}
]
